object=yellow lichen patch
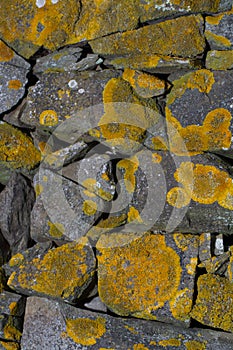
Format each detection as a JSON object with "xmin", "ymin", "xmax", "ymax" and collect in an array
[
  {"xmin": 34, "ymin": 183, "xmax": 43, "ymax": 197},
  {"xmin": 191, "ymin": 274, "xmax": 233, "ymax": 332},
  {"xmin": 65, "ymin": 317, "xmax": 106, "ymax": 346},
  {"xmin": 9, "ymin": 302, "xmax": 17, "ymax": 315},
  {"xmin": 124, "ymin": 325, "xmax": 138, "ymax": 334},
  {"xmin": 82, "ymin": 178, "xmax": 113, "ymax": 201},
  {"xmin": 8, "ymin": 79, "xmax": 22, "ymax": 90},
  {"xmin": 8, "ymin": 238, "xmax": 95, "ymax": 299},
  {"xmin": 0, "ymin": 40, "xmax": 14, "ymax": 61},
  {"xmin": 167, "ymin": 162, "xmax": 233, "ymax": 209},
  {"xmin": 83, "ymin": 189, "xmax": 96, "ymax": 198},
  {"xmin": 0, "ymin": 341, "xmax": 20, "ymax": 350},
  {"xmin": 151, "ymin": 136, "xmax": 168, "ymax": 151},
  {"xmin": 149, "ymin": 341, "xmax": 157, "ymax": 345},
  {"xmin": 3, "ymin": 322, "xmax": 21, "ymax": 342},
  {"xmin": 97, "ymin": 233, "xmax": 183, "ymax": 319},
  {"xmin": 205, "ymin": 31, "xmax": 232, "ymax": 48},
  {"xmin": 9, "ymin": 253, "xmax": 25, "ymax": 267},
  {"xmin": 158, "ymin": 338, "xmax": 181, "ymax": 347},
  {"xmin": 206, "ymin": 13, "xmax": 225, "ymax": 25},
  {"xmin": 173, "ymin": 234, "xmax": 199, "ymax": 252},
  {"xmin": 152, "ymin": 153, "xmax": 162, "ymax": 163},
  {"xmin": 206, "ymin": 50, "xmax": 233, "ymax": 70},
  {"xmin": 127, "ymin": 207, "xmax": 143, "ymax": 224},
  {"xmin": 82, "ymin": 200, "xmax": 98, "ymax": 216},
  {"xmin": 167, "ymin": 187, "xmax": 191, "ymax": 208},
  {"xmin": 39, "ymin": 110, "xmax": 59, "ymax": 127},
  {"xmin": 170, "ymin": 288, "xmax": 193, "ymax": 322},
  {"xmin": 117, "ymin": 156, "xmax": 139, "ymax": 193},
  {"xmin": 37, "ymin": 141, "xmax": 52, "ymax": 155},
  {"xmin": 48, "ymin": 221, "xmax": 64, "ymax": 238},
  {"xmin": 186, "ymin": 257, "xmax": 198, "ymax": 275},
  {"xmin": 0, "ymin": 123, "xmax": 41, "ymax": 170},
  {"xmin": 185, "ymin": 340, "xmax": 207, "ymax": 350},
  {"xmin": 133, "ymin": 344, "xmax": 149, "ymax": 350},
  {"xmin": 122, "ymin": 68, "xmax": 166, "ymax": 98}
]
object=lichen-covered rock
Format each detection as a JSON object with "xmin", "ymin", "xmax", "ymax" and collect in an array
[
  {"xmin": 21, "ymin": 296, "xmax": 233, "ymax": 350},
  {"xmin": 199, "ymin": 233, "xmax": 212, "ymax": 262},
  {"xmin": 0, "ymin": 341, "xmax": 20, "ymax": 350},
  {"xmin": 206, "ymin": 50, "xmax": 233, "ymax": 70},
  {"xmin": 5, "ymin": 237, "xmax": 96, "ymax": 303},
  {"xmin": 191, "ymin": 273, "xmax": 233, "ymax": 332},
  {"xmin": 90, "ymin": 15, "xmax": 205, "ymax": 59},
  {"xmin": 0, "ymin": 314, "xmax": 22, "ymax": 343},
  {"xmin": 31, "ymin": 169, "xmax": 108, "ymax": 243},
  {"xmin": 205, "ymin": 7, "xmax": 233, "ymax": 50},
  {"xmin": 116, "ymin": 150, "xmax": 233, "ymax": 234},
  {"xmin": 0, "ymin": 123, "xmax": 41, "ymax": 185},
  {"xmin": 0, "ymin": 41, "xmax": 30, "ymax": 114},
  {"xmin": 96, "ymin": 231, "xmax": 198, "ymax": 326},
  {"xmin": 0, "ymin": 0, "xmax": 81, "ymax": 58},
  {"xmin": 166, "ymin": 69, "xmax": 233, "ymax": 157},
  {"xmin": 0, "ymin": 292, "xmax": 25, "ymax": 317},
  {"xmin": 0, "ymin": 173, "xmax": 35, "ymax": 255}
]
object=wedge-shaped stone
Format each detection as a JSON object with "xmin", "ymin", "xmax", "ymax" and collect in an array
[
  {"xmin": 90, "ymin": 15, "xmax": 205, "ymax": 59},
  {"xmin": 206, "ymin": 50, "xmax": 233, "ymax": 70},
  {"xmin": 191, "ymin": 273, "xmax": 233, "ymax": 332},
  {"xmin": 21, "ymin": 296, "xmax": 233, "ymax": 349},
  {"xmin": 5, "ymin": 238, "xmax": 96, "ymax": 303},
  {"xmin": 96, "ymin": 231, "xmax": 198, "ymax": 326}
]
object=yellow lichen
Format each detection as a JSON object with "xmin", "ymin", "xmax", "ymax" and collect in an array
[
  {"xmin": 152, "ymin": 153, "xmax": 162, "ymax": 163},
  {"xmin": 133, "ymin": 344, "xmax": 149, "ymax": 350},
  {"xmin": 173, "ymin": 233, "xmax": 199, "ymax": 252},
  {"xmin": 124, "ymin": 325, "xmax": 138, "ymax": 334},
  {"xmin": 205, "ymin": 31, "xmax": 232, "ymax": 48},
  {"xmin": 39, "ymin": 110, "xmax": 59, "ymax": 127},
  {"xmin": 158, "ymin": 338, "xmax": 181, "ymax": 347},
  {"xmin": 185, "ymin": 340, "xmax": 207, "ymax": 350},
  {"xmin": 0, "ymin": 341, "xmax": 20, "ymax": 350},
  {"xmin": 82, "ymin": 178, "xmax": 113, "ymax": 201},
  {"xmin": 82, "ymin": 200, "xmax": 98, "ymax": 216},
  {"xmin": 167, "ymin": 161, "xmax": 233, "ymax": 209},
  {"xmin": 9, "ymin": 302, "xmax": 17, "ymax": 315},
  {"xmin": 0, "ymin": 123, "xmax": 41, "ymax": 170},
  {"xmin": 127, "ymin": 207, "xmax": 143, "ymax": 224},
  {"xmin": 0, "ymin": 40, "xmax": 14, "ymax": 61},
  {"xmin": 97, "ymin": 233, "xmax": 183, "ymax": 320},
  {"xmin": 206, "ymin": 50, "xmax": 233, "ymax": 70},
  {"xmin": 34, "ymin": 184, "xmax": 43, "ymax": 197},
  {"xmin": 8, "ymin": 238, "xmax": 94, "ymax": 299},
  {"xmin": 149, "ymin": 341, "xmax": 157, "ymax": 345},
  {"xmin": 170, "ymin": 288, "xmax": 193, "ymax": 322},
  {"xmin": 186, "ymin": 257, "xmax": 198, "ymax": 275},
  {"xmin": 48, "ymin": 221, "xmax": 64, "ymax": 238},
  {"xmin": 65, "ymin": 317, "xmax": 106, "ymax": 346},
  {"xmin": 9, "ymin": 253, "xmax": 25, "ymax": 267},
  {"xmin": 117, "ymin": 156, "xmax": 139, "ymax": 193},
  {"xmin": 8, "ymin": 79, "xmax": 22, "ymax": 90},
  {"xmin": 3, "ymin": 321, "xmax": 21, "ymax": 342},
  {"xmin": 206, "ymin": 13, "xmax": 225, "ymax": 25}
]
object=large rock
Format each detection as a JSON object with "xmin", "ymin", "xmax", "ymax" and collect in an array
[
  {"xmin": 21, "ymin": 296, "xmax": 233, "ymax": 349},
  {"xmin": 0, "ymin": 40, "xmax": 30, "ymax": 114},
  {"xmin": 5, "ymin": 238, "xmax": 96, "ymax": 303},
  {"xmin": 206, "ymin": 50, "xmax": 233, "ymax": 70}
]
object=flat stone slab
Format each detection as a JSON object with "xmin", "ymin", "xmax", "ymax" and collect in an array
[{"xmin": 21, "ymin": 296, "xmax": 233, "ymax": 349}]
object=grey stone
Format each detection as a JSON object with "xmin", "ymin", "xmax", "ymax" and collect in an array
[{"xmin": 205, "ymin": 10, "xmax": 233, "ymax": 50}]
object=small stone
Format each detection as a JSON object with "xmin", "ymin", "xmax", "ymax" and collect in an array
[
  {"xmin": 0, "ymin": 173, "xmax": 35, "ymax": 255},
  {"xmin": 191, "ymin": 273, "xmax": 233, "ymax": 332},
  {"xmin": 0, "ymin": 41, "xmax": 30, "ymax": 114},
  {"xmin": 21, "ymin": 296, "xmax": 233, "ymax": 349},
  {"xmin": 84, "ymin": 296, "xmax": 107, "ymax": 313},
  {"xmin": 5, "ymin": 237, "xmax": 96, "ymax": 303},
  {"xmin": 0, "ymin": 291, "xmax": 26, "ymax": 317},
  {"xmin": 199, "ymin": 233, "xmax": 212, "ymax": 262},
  {"xmin": 205, "ymin": 8, "xmax": 233, "ymax": 50},
  {"xmin": 214, "ymin": 234, "xmax": 224, "ymax": 255},
  {"xmin": 206, "ymin": 50, "xmax": 233, "ymax": 70},
  {"xmin": 90, "ymin": 15, "xmax": 205, "ymax": 59},
  {"xmin": 198, "ymin": 252, "xmax": 230, "ymax": 274},
  {"xmin": 96, "ymin": 231, "xmax": 199, "ymax": 326}
]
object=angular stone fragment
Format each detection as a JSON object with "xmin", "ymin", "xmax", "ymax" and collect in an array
[
  {"xmin": 198, "ymin": 252, "xmax": 230, "ymax": 274},
  {"xmin": 166, "ymin": 69, "xmax": 233, "ymax": 157},
  {"xmin": 62, "ymin": 153, "xmax": 115, "ymax": 201},
  {"xmin": 0, "ymin": 292, "xmax": 25, "ymax": 317},
  {"xmin": 0, "ymin": 173, "xmax": 35, "ymax": 255},
  {"xmin": 0, "ymin": 123, "xmax": 41, "ymax": 184},
  {"xmin": 84, "ymin": 296, "xmax": 107, "ymax": 313},
  {"xmin": 206, "ymin": 50, "xmax": 233, "ymax": 70},
  {"xmin": 214, "ymin": 234, "xmax": 224, "ymax": 255},
  {"xmin": 97, "ymin": 231, "xmax": 198, "ymax": 326},
  {"xmin": 90, "ymin": 15, "xmax": 205, "ymax": 59},
  {"xmin": 21, "ymin": 296, "xmax": 233, "ymax": 349},
  {"xmin": 116, "ymin": 150, "xmax": 233, "ymax": 234},
  {"xmin": 6, "ymin": 237, "xmax": 96, "ymax": 303},
  {"xmin": 31, "ymin": 169, "xmax": 108, "ymax": 243},
  {"xmin": 0, "ymin": 0, "xmax": 81, "ymax": 58},
  {"xmin": 205, "ymin": 8, "xmax": 233, "ymax": 50},
  {"xmin": 191, "ymin": 273, "xmax": 233, "ymax": 332},
  {"xmin": 199, "ymin": 233, "xmax": 212, "ymax": 262},
  {"xmin": 0, "ymin": 41, "xmax": 30, "ymax": 114}
]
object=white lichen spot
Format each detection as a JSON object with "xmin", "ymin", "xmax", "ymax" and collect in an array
[
  {"xmin": 78, "ymin": 88, "xmax": 85, "ymax": 94},
  {"xmin": 36, "ymin": 0, "xmax": 46, "ymax": 8},
  {"xmin": 68, "ymin": 80, "xmax": 78, "ymax": 89},
  {"xmin": 51, "ymin": 0, "xmax": 59, "ymax": 3}
]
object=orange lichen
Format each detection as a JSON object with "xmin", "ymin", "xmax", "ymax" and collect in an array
[
  {"xmin": 8, "ymin": 238, "xmax": 95, "ymax": 299},
  {"xmin": 3, "ymin": 321, "xmax": 21, "ymax": 342},
  {"xmin": 9, "ymin": 253, "xmax": 24, "ymax": 267},
  {"xmin": 82, "ymin": 200, "xmax": 98, "ymax": 216},
  {"xmin": 158, "ymin": 338, "xmax": 181, "ymax": 347},
  {"xmin": 65, "ymin": 317, "xmax": 106, "ymax": 346},
  {"xmin": 133, "ymin": 344, "xmax": 149, "ymax": 350},
  {"xmin": 205, "ymin": 31, "xmax": 232, "ymax": 48},
  {"xmin": 48, "ymin": 221, "xmax": 64, "ymax": 238},
  {"xmin": 170, "ymin": 288, "xmax": 193, "ymax": 322},
  {"xmin": 167, "ymin": 161, "xmax": 233, "ymax": 209},
  {"xmin": 167, "ymin": 187, "xmax": 191, "ymax": 208},
  {"xmin": 0, "ymin": 123, "xmax": 41, "ymax": 170},
  {"xmin": 117, "ymin": 156, "xmax": 139, "ymax": 193},
  {"xmin": 0, "ymin": 40, "xmax": 14, "ymax": 61},
  {"xmin": 8, "ymin": 79, "xmax": 22, "ymax": 90},
  {"xmin": 97, "ymin": 232, "xmax": 183, "ymax": 320},
  {"xmin": 173, "ymin": 234, "xmax": 199, "ymax": 252},
  {"xmin": 127, "ymin": 206, "xmax": 143, "ymax": 223},
  {"xmin": 185, "ymin": 340, "xmax": 206, "ymax": 350},
  {"xmin": 152, "ymin": 153, "xmax": 162, "ymax": 163},
  {"xmin": 39, "ymin": 110, "xmax": 59, "ymax": 127},
  {"xmin": 191, "ymin": 274, "xmax": 233, "ymax": 332},
  {"xmin": 0, "ymin": 341, "xmax": 20, "ymax": 350},
  {"xmin": 186, "ymin": 257, "xmax": 198, "ymax": 275}
]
